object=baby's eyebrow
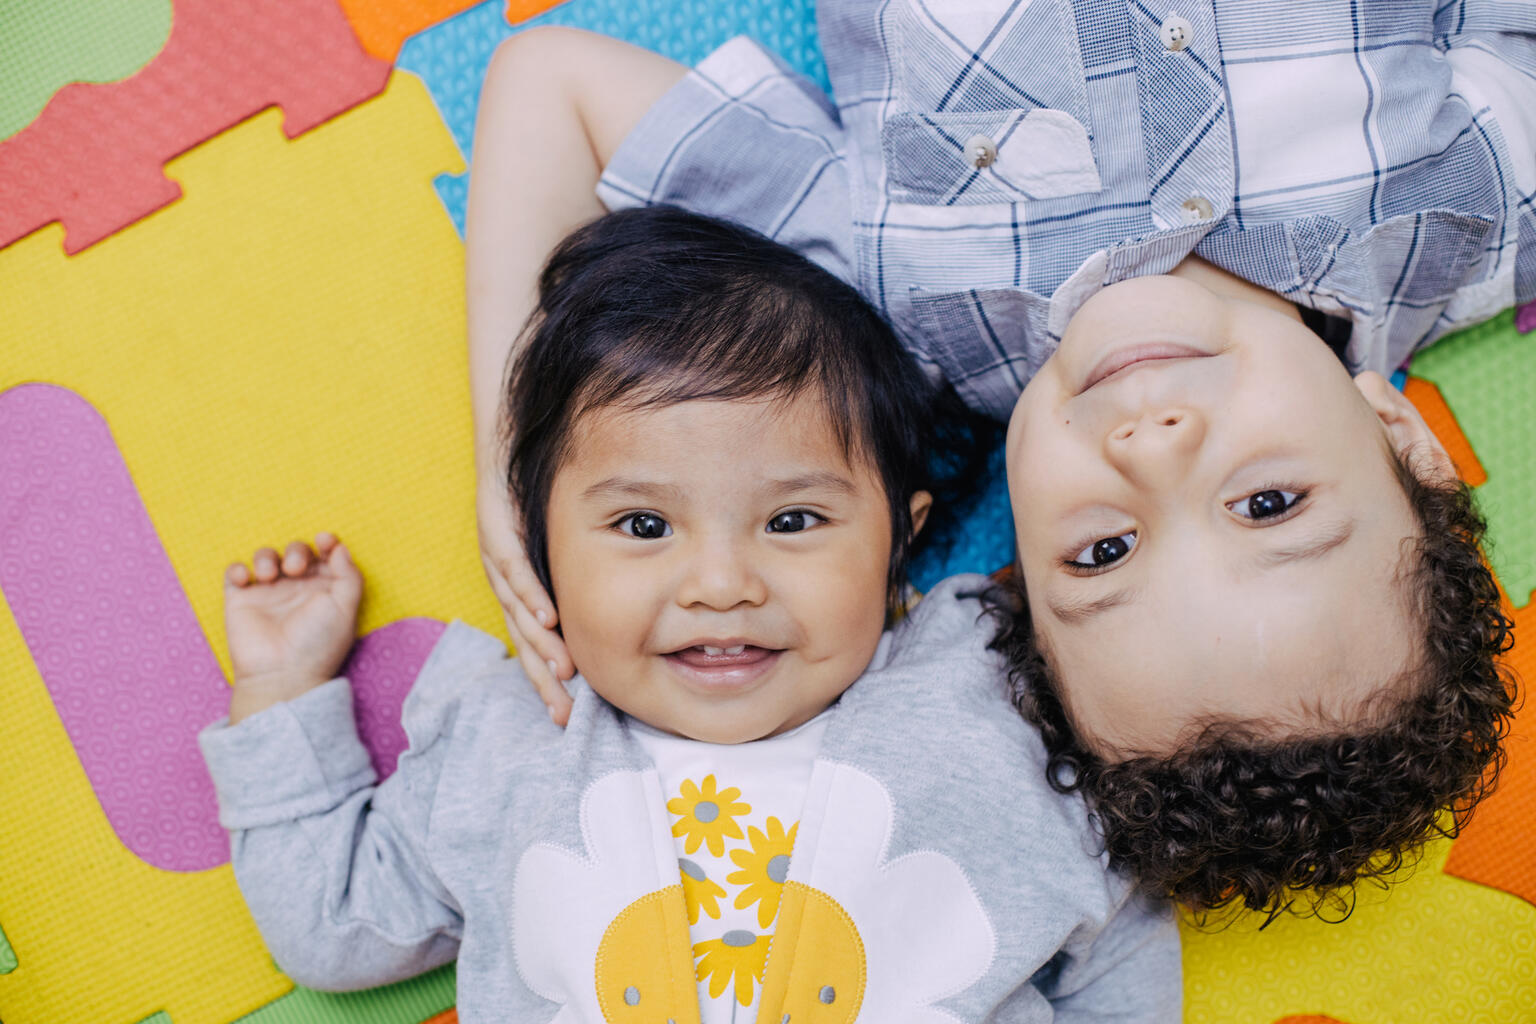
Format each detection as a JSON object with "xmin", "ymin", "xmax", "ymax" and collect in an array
[
  {"xmin": 764, "ymin": 471, "xmax": 859, "ymax": 497},
  {"xmin": 1255, "ymin": 517, "xmax": 1356, "ymax": 568},
  {"xmin": 1047, "ymin": 586, "xmax": 1139, "ymax": 625},
  {"xmin": 580, "ymin": 478, "xmax": 685, "ymax": 503}
]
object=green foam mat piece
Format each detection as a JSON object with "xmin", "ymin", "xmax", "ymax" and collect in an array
[
  {"xmin": 234, "ymin": 963, "xmax": 455, "ymax": 1024},
  {"xmin": 1410, "ymin": 308, "xmax": 1536, "ymax": 603},
  {"xmin": 135, "ymin": 1014, "xmax": 171, "ymax": 1024},
  {"xmin": 0, "ymin": 0, "xmax": 173, "ymax": 141},
  {"xmin": 0, "ymin": 919, "xmax": 15, "ymax": 974}
]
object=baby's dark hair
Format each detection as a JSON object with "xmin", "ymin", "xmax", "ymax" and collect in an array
[
  {"xmin": 506, "ymin": 205, "xmax": 980, "ymax": 613},
  {"xmin": 985, "ymin": 455, "xmax": 1517, "ymax": 917}
]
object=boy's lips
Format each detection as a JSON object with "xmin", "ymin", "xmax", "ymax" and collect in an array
[
  {"xmin": 1079, "ymin": 343, "xmax": 1213, "ymax": 394},
  {"xmin": 663, "ymin": 644, "xmax": 783, "ymax": 691}
]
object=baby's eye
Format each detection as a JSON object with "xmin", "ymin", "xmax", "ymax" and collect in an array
[
  {"xmin": 618, "ymin": 512, "xmax": 671, "ymax": 539},
  {"xmin": 1228, "ymin": 489, "xmax": 1303, "ymax": 520},
  {"xmin": 1068, "ymin": 532, "xmax": 1136, "ymax": 569},
  {"xmin": 767, "ymin": 510, "xmax": 824, "ymax": 534}
]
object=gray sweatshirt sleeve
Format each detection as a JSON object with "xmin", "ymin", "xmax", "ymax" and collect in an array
[
  {"xmin": 1044, "ymin": 889, "xmax": 1183, "ymax": 1023},
  {"xmin": 198, "ymin": 676, "xmax": 463, "ymax": 992}
]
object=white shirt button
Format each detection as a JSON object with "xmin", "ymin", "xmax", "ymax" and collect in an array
[
  {"xmin": 1160, "ymin": 13, "xmax": 1193, "ymax": 51},
  {"xmin": 964, "ymin": 134, "xmax": 998, "ymax": 169},
  {"xmin": 1180, "ymin": 195, "xmax": 1215, "ymax": 222}
]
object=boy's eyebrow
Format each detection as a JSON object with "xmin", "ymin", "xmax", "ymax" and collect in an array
[
  {"xmin": 1255, "ymin": 517, "xmax": 1356, "ymax": 568},
  {"xmin": 1047, "ymin": 587, "xmax": 1139, "ymax": 625},
  {"xmin": 580, "ymin": 478, "xmax": 686, "ymax": 503}
]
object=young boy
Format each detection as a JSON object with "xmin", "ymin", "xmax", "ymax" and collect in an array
[{"xmin": 467, "ymin": 6, "xmax": 1527, "ymax": 914}]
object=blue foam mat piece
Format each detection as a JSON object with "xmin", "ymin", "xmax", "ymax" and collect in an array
[{"xmin": 399, "ymin": 0, "xmax": 1016, "ymax": 583}]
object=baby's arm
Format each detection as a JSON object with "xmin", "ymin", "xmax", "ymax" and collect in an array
[
  {"xmin": 466, "ymin": 28, "xmax": 686, "ymax": 722},
  {"xmin": 204, "ymin": 534, "xmax": 462, "ymax": 990}
]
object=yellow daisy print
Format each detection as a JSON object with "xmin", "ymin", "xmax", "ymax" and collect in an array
[
  {"xmin": 678, "ymin": 857, "xmax": 726, "ymax": 924},
  {"xmin": 727, "ymin": 817, "xmax": 798, "ymax": 928},
  {"xmin": 695, "ymin": 930, "xmax": 770, "ymax": 1006},
  {"xmin": 667, "ymin": 775, "xmax": 749, "ymax": 857}
]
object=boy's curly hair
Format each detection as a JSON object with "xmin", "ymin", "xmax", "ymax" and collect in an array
[{"xmin": 985, "ymin": 458, "xmax": 1517, "ymax": 916}]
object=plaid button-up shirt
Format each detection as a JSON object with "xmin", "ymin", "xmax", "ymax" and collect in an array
[{"xmin": 600, "ymin": 0, "xmax": 1536, "ymax": 417}]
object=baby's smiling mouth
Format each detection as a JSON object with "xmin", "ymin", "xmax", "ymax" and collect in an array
[
  {"xmin": 662, "ymin": 642, "xmax": 785, "ymax": 690},
  {"xmin": 667, "ymin": 644, "xmax": 781, "ymax": 667}
]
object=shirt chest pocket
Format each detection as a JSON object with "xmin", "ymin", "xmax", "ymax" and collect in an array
[{"xmin": 884, "ymin": 0, "xmax": 1101, "ymax": 205}]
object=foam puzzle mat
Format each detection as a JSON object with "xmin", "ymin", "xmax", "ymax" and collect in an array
[{"xmin": 0, "ymin": 1, "xmax": 1531, "ymax": 1022}]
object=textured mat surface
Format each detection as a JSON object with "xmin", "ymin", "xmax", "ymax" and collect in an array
[
  {"xmin": 0, "ymin": 0, "xmax": 389, "ymax": 254},
  {"xmin": 0, "ymin": 69, "xmax": 479, "ymax": 1024}
]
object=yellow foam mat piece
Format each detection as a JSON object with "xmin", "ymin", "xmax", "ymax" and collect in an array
[
  {"xmin": 1183, "ymin": 836, "xmax": 1536, "ymax": 1022},
  {"xmin": 0, "ymin": 69, "xmax": 486, "ymax": 1024}
]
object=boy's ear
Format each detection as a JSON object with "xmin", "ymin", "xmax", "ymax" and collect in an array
[
  {"xmin": 909, "ymin": 490, "xmax": 933, "ymax": 537},
  {"xmin": 1353, "ymin": 371, "xmax": 1457, "ymax": 483}
]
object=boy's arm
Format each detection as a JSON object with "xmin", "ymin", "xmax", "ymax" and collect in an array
[
  {"xmin": 205, "ymin": 533, "xmax": 461, "ymax": 990},
  {"xmin": 465, "ymin": 27, "xmax": 686, "ymax": 722}
]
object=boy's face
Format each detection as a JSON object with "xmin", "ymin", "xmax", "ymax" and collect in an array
[
  {"xmin": 1006, "ymin": 271, "xmax": 1452, "ymax": 756},
  {"xmin": 545, "ymin": 393, "xmax": 924, "ymax": 744}
]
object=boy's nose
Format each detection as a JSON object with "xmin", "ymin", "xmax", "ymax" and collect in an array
[
  {"xmin": 1103, "ymin": 407, "xmax": 1206, "ymax": 482},
  {"xmin": 675, "ymin": 539, "xmax": 769, "ymax": 611}
]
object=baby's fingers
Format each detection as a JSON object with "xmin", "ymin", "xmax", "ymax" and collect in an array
[
  {"xmin": 282, "ymin": 540, "xmax": 318, "ymax": 577},
  {"xmin": 251, "ymin": 547, "xmax": 282, "ymax": 583},
  {"xmin": 324, "ymin": 541, "xmax": 363, "ymax": 604},
  {"xmin": 225, "ymin": 562, "xmax": 252, "ymax": 587}
]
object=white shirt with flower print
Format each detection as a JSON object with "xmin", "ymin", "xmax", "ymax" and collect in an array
[{"xmin": 630, "ymin": 712, "xmax": 829, "ymax": 1023}]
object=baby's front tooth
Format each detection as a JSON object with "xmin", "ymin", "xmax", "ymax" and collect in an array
[
  {"xmin": 724, "ymin": 645, "xmax": 745, "ymax": 655},
  {"xmin": 703, "ymin": 645, "xmax": 724, "ymax": 656}
]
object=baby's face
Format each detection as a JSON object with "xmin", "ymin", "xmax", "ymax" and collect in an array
[
  {"xmin": 1006, "ymin": 270, "xmax": 1449, "ymax": 755},
  {"xmin": 545, "ymin": 393, "xmax": 908, "ymax": 744}
]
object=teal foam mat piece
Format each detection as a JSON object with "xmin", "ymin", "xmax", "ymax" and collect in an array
[
  {"xmin": 397, "ymin": 0, "xmax": 828, "ymax": 234},
  {"xmin": 1411, "ymin": 308, "xmax": 1536, "ymax": 602},
  {"xmin": 234, "ymin": 963, "xmax": 455, "ymax": 1024}
]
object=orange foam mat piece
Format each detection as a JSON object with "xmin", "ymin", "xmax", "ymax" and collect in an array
[
  {"xmin": 1402, "ymin": 375, "xmax": 1488, "ymax": 486},
  {"xmin": 0, "ymin": 0, "xmax": 389, "ymax": 254},
  {"xmin": 1274, "ymin": 1018, "xmax": 1350, "ymax": 1024},
  {"xmin": 423, "ymin": 1011, "xmax": 458, "ymax": 1024},
  {"xmin": 1443, "ymin": 592, "xmax": 1536, "ymax": 908},
  {"xmin": 505, "ymin": 0, "xmax": 571, "ymax": 23},
  {"xmin": 336, "ymin": 0, "xmax": 484, "ymax": 61}
]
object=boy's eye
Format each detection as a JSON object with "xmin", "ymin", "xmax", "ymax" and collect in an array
[
  {"xmin": 1228, "ymin": 489, "xmax": 1303, "ymax": 520},
  {"xmin": 618, "ymin": 512, "xmax": 671, "ymax": 539},
  {"xmin": 1068, "ymin": 532, "xmax": 1136, "ymax": 569},
  {"xmin": 767, "ymin": 510, "xmax": 823, "ymax": 534}
]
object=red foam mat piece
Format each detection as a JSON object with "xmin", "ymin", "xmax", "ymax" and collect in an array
[{"xmin": 0, "ymin": 0, "xmax": 390, "ymax": 254}]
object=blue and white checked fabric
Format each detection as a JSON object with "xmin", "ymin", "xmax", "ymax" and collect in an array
[{"xmin": 600, "ymin": 0, "xmax": 1536, "ymax": 418}]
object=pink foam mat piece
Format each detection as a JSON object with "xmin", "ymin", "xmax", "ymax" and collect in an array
[
  {"xmin": 0, "ymin": 0, "xmax": 390, "ymax": 254},
  {"xmin": 343, "ymin": 617, "xmax": 447, "ymax": 780},
  {"xmin": 1516, "ymin": 300, "xmax": 1535, "ymax": 334},
  {"xmin": 0, "ymin": 384, "xmax": 444, "ymax": 870}
]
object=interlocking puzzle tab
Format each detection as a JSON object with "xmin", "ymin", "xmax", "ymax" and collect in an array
[{"xmin": 0, "ymin": 0, "xmax": 390, "ymax": 254}]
